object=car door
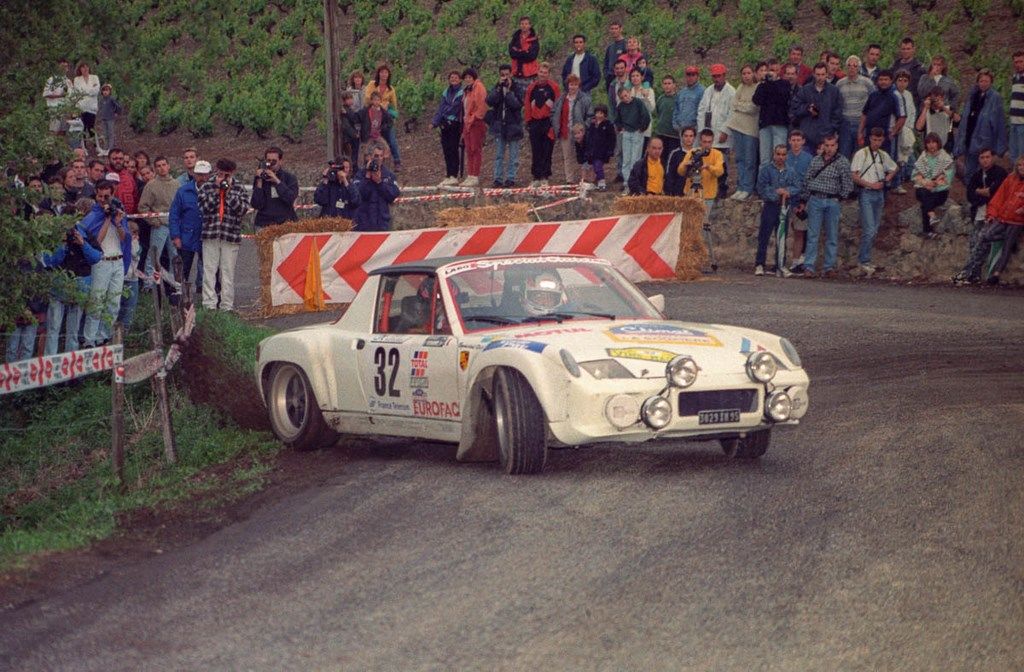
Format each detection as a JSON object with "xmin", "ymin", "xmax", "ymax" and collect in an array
[{"xmin": 357, "ymin": 272, "xmax": 461, "ymax": 439}]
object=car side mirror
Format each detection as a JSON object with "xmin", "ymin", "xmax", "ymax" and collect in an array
[{"xmin": 647, "ymin": 294, "xmax": 665, "ymax": 312}]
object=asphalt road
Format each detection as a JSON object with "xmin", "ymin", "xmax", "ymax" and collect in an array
[{"xmin": 2, "ymin": 271, "xmax": 1023, "ymax": 671}]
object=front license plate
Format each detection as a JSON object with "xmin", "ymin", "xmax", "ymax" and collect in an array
[{"xmin": 698, "ymin": 409, "xmax": 740, "ymax": 425}]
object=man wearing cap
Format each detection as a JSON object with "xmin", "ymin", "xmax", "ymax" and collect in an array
[
  {"xmin": 170, "ymin": 160, "xmax": 212, "ymax": 291},
  {"xmin": 697, "ymin": 63, "xmax": 735, "ymax": 198},
  {"xmin": 197, "ymin": 158, "xmax": 249, "ymax": 311},
  {"xmin": 138, "ymin": 155, "xmax": 181, "ymax": 289},
  {"xmin": 673, "ymin": 66, "xmax": 704, "ymax": 138}
]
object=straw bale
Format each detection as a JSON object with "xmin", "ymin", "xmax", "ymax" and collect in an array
[
  {"xmin": 435, "ymin": 203, "xmax": 533, "ymax": 228},
  {"xmin": 255, "ymin": 217, "xmax": 353, "ymax": 317},
  {"xmin": 612, "ymin": 196, "xmax": 708, "ymax": 281}
]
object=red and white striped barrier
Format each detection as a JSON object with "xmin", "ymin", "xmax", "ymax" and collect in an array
[
  {"xmin": 0, "ymin": 345, "xmax": 123, "ymax": 395},
  {"xmin": 268, "ymin": 212, "xmax": 682, "ymax": 307}
]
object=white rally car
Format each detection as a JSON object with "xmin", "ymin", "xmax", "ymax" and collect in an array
[{"xmin": 257, "ymin": 254, "xmax": 809, "ymax": 474}]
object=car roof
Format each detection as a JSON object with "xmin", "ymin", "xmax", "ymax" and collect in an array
[{"xmin": 368, "ymin": 253, "xmax": 600, "ymax": 276}]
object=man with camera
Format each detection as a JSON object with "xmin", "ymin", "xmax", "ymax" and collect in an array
[
  {"xmin": 789, "ymin": 63, "xmax": 843, "ymax": 155},
  {"xmin": 487, "ymin": 64, "xmax": 525, "ymax": 188},
  {"xmin": 198, "ymin": 159, "xmax": 249, "ymax": 311},
  {"xmin": 79, "ymin": 180, "xmax": 132, "ymax": 346},
  {"xmin": 352, "ymin": 143, "xmax": 401, "ymax": 232},
  {"xmin": 313, "ymin": 157, "xmax": 360, "ymax": 219},
  {"xmin": 250, "ymin": 147, "xmax": 299, "ymax": 230},
  {"xmin": 678, "ymin": 129, "xmax": 725, "ymax": 207}
]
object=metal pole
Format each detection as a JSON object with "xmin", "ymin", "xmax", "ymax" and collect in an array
[{"xmin": 150, "ymin": 326, "xmax": 178, "ymax": 464}]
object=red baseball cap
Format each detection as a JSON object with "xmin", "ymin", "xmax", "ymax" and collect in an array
[{"xmin": 710, "ymin": 63, "xmax": 727, "ymax": 76}]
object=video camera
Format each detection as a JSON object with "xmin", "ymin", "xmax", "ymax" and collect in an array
[
  {"xmin": 327, "ymin": 162, "xmax": 341, "ymax": 181},
  {"xmin": 685, "ymin": 148, "xmax": 709, "ymax": 188}
]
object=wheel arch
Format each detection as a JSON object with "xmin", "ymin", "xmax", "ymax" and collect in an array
[{"xmin": 257, "ymin": 335, "xmax": 339, "ymax": 410}]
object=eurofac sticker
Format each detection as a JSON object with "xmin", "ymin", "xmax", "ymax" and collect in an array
[
  {"xmin": 413, "ymin": 399, "xmax": 461, "ymax": 418},
  {"xmin": 606, "ymin": 347, "xmax": 678, "ymax": 363},
  {"xmin": 483, "ymin": 339, "xmax": 547, "ymax": 353},
  {"xmin": 605, "ymin": 324, "xmax": 722, "ymax": 347},
  {"xmin": 423, "ymin": 335, "xmax": 449, "ymax": 347}
]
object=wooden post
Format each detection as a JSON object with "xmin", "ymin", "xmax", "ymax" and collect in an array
[
  {"xmin": 150, "ymin": 326, "xmax": 178, "ymax": 463},
  {"xmin": 324, "ymin": 0, "xmax": 345, "ymax": 160},
  {"xmin": 151, "ymin": 245, "xmax": 164, "ymax": 339},
  {"xmin": 111, "ymin": 325, "xmax": 126, "ymax": 489}
]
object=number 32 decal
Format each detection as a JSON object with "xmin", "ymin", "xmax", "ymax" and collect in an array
[{"xmin": 373, "ymin": 347, "xmax": 400, "ymax": 397}]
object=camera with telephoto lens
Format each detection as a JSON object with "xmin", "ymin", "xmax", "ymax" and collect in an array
[
  {"xmin": 685, "ymin": 148, "xmax": 708, "ymax": 186},
  {"xmin": 219, "ymin": 179, "xmax": 230, "ymax": 190},
  {"xmin": 327, "ymin": 162, "xmax": 341, "ymax": 181},
  {"xmin": 367, "ymin": 158, "xmax": 381, "ymax": 173},
  {"xmin": 104, "ymin": 202, "xmax": 119, "ymax": 218}
]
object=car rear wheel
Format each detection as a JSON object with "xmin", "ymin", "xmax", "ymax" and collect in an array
[
  {"xmin": 720, "ymin": 428, "xmax": 771, "ymax": 459},
  {"xmin": 267, "ymin": 363, "xmax": 337, "ymax": 451},
  {"xmin": 493, "ymin": 368, "xmax": 547, "ymax": 474}
]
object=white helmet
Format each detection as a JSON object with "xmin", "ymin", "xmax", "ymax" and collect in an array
[{"xmin": 523, "ymin": 271, "xmax": 565, "ymax": 315}]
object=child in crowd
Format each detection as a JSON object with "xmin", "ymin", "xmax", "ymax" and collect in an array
[
  {"xmin": 571, "ymin": 123, "xmax": 592, "ymax": 184},
  {"xmin": 585, "ymin": 105, "xmax": 616, "ymax": 190},
  {"xmin": 892, "ymin": 70, "xmax": 917, "ymax": 195},
  {"xmin": 97, "ymin": 84, "xmax": 122, "ymax": 157}
]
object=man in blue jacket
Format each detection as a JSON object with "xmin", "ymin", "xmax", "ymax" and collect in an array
[
  {"xmin": 954, "ymin": 69, "xmax": 1008, "ymax": 182},
  {"xmin": 561, "ymin": 35, "xmax": 601, "ymax": 95},
  {"xmin": 42, "ymin": 207, "xmax": 102, "ymax": 355},
  {"xmin": 170, "ymin": 159, "xmax": 211, "ymax": 291},
  {"xmin": 79, "ymin": 180, "xmax": 132, "ymax": 346},
  {"xmin": 673, "ymin": 66, "xmax": 704, "ymax": 136},
  {"xmin": 789, "ymin": 63, "xmax": 843, "ymax": 154},
  {"xmin": 352, "ymin": 143, "xmax": 401, "ymax": 232},
  {"xmin": 313, "ymin": 157, "xmax": 360, "ymax": 219}
]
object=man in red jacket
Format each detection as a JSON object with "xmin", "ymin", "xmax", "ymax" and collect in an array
[
  {"xmin": 460, "ymin": 68, "xmax": 488, "ymax": 187},
  {"xmin": 508, "ymin": 16, "xmax": 539, "ymax": 91},
  {"xmin": 524, "ymin": 63, "xmax": 560, "ymax": 187},
  {"xmin": 954, "ymin": 155, "xmax": 1024, "ymax": 285},
  {"xmin": 106, "ymin": 147, "xmax": 137, "ymax": 214}
]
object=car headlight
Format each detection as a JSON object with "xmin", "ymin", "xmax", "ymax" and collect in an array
[
  {"xmin": 665, "ymin": 355, "xmax": 699, "ymax": 388},
  {"xmin": 780, "ymin": 338, "xmax": 802, "ymax": 368},
  {"xmin": 560, "ymin": 349, "xmax": 581, "ymax": 377},
  {"xmin": 641, "ymin": 395, "xmax": 672, "ymax": 429},
  {"xmin": 746, "ymin": 351, "xmax": 778, "ymax": 383},
  {"xmin": 765, "ymin": 390, "xmax": 792, "ymax": 421},
  {"xmin": 579, "ymin": 359, "xmax": 635, "ymax": 379},
  {"xmin": 605, "ymin": 394, "xmax": 640, "ymax": 429}
]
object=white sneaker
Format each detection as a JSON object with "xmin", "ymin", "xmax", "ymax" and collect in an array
[
  {"xmin": 858, "ymin": 263, "xmax": 876, "ymax": 277},
  {"xmin": 438, "ymin": 176, "xmax": 458, "ymax": 187},
  {"xmin": 754, "ymin": 264, "xmax": 764, "ymax": 276},
  {"xmin": 528, "ymin": 180, "xmax": 540, "ymax": 188},
  {"xmin": 597, "ymin": 179, "xmax": 607, "ymax": 191},
  {"xmin": 539, "ymin": 179, "xmax": 549, "ymax": 187},
  {"xmin": 779, "ymin": 266, "xmax": 794, "ymax": 278},
  {"xmin": 459, "ymin": 176, "xmax": 479, "ymax": 187},
  {"xmin": 731, "ymin": 191, "xmax": 749, "ymax": 201}
]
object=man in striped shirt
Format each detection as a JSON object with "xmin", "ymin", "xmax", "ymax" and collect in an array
[
  {"xmin": 800, "ymin": 133, "xmax": 853, "ymax": 278},
  {"xmin": 1011, "ymin": 51, "xmax": 1024, "ymax": 164}
]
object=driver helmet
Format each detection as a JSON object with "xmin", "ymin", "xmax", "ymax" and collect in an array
[
  {"xmin": 523, "ymin": 271, "xmax": 565, "ymax": 315},
  {"xmin": 417, "ymin": 276, "xmax": 436, "ymax": 301}
]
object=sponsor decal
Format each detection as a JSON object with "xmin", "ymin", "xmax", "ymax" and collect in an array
[
  {"xmin": 606, "ymin": 347, "xmax": 678, "ymax": 363},
  {"xmin": 739, "ymin": 337, "xmax": 767, "ymax": 355},
  {"xmin": 371, "ymin": 334, "xmax": 409, "ymax": 344},
  {"xmin": 368, "ymin": 397, "xmax": 412, "ymax": 412},
  {"xmin": 459, "ymin": 350, "xmax": 470, "ymax": 371},
  {"xmin": 483, "ymin": 339, "xmax": 547, "ymax": 353},
  {"xmin": 410, "ymin": 377, "xmax": 429, "ymax": 389},
  {"xmin": 513, "ymin": 327, "xmax": 590, "ymax": 339},
  {"xmin": 605, "ymin": 323, "xmax": 722, "ymax": 347},
  {"xmin": 423, "ymin": 335, "xmax": 450, "ymax": 347},
  {"xmin": 411, "ymin": 350, "xmax": 429, "ymax": 376},
  {"xmin": 413, "ymin": 399, "xmax": 461, "ymax": 418},
  {"xmin": 442, "ymin": 255, "xmax": 611, "ymax": 277},
  {"xmin": 412, "ymin": 387, "xmax": 426, "ymax": 397}
]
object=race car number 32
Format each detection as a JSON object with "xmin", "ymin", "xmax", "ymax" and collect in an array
[{"xmin": 374, "ymin": 347, "xmax": 401, "ymax": 397}]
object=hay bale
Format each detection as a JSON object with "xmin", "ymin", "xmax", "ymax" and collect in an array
[
  {"xmin": 435, "ymin": 203, "xmax": 533, "ymax": 228},
  {"xmin": 255, "ymin": 217, "xmax": 353, "ymax": 317},
  {"xmin": 612, "ymin": 196, "xmax": 708, "ymax": 281}
]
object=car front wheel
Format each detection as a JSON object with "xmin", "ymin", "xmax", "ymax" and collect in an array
[
  {"xmin": 493, "ymin": 368, "xmax": 547, "ymax": 474},
  {"xmin": 266, "ymin": 363, "xmax": 337, "ymax": 451},
  {"xmin": 720, "ymin": 428, "xmax": 772, "ymax": 459}
]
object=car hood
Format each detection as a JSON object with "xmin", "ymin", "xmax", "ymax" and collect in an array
[{"xmin": 468, "ymin": 319, "xmax": 796, "ymax": 376}]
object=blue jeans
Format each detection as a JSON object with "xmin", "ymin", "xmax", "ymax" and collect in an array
[
  {"xmin": 492, "ymin": 137, "xmax": 521, "ymax": 183},
  {"xmin": 1010, "ymin": 124, "xmax": 1024, "ymax": 164},
  {"xmin": 620, "ymin": 131, "xmax": 644, "ymax": 186},
  {"xmin": 386, "ymin": 125, "xmax": 401, "ymax": 164},
  {"xmin": 839, "ymin": 119, "xmax": 859, "ymax": 159},
  {"xmin": 732, "ymin": 131, "xmax": 758, "ymax": 194},
  {"xmin": 759, "ymin": 126, "xmax": 788, "ymax": 165},
  {"xmin": 6, "ymin": 324, "xmax": 38, "ymax": 362},
  {"xmin": 83, "ymin": 259, "xmax": 125, "ymax": 346},
  {"xmin": 44, "ymin": 277, "xmax": 89, "ymax": 355},
  {"xmin": 805, "ymin": 196, "xmax": 842, "ymax": 271},
  {"xmin": 857, "ymin": 189, "xmax": 885, "ymax": 264},
  {"xmin": 145, "ymin": 224, "xmax": 177, "ymax": 287},
  {"xmin": 180, "ymin": 246, "xmax": 203, "ymax": 291},
  {"xmin": 117, "ymin": 278, "xmax": 139, "ymax": 332}
]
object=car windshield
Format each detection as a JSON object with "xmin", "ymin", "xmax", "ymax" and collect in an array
[{"xmin": 443, "ymin": 259, "xmax": 662, "ymax": 332}]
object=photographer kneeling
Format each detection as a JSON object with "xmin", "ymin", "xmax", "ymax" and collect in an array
[
  {"xmin": 313, "ymin": 157, "xmax": 360, "ymax": 219},
  {"xmin": 352, "ymin": 143, "xmax": 401, "ymax": 232}
]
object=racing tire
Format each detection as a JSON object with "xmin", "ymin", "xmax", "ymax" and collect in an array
[
  {"xmin": 266, "ymin": 363, "xmax": 337, "ymax": 451},
  {"xmin": 493, "ymin": 368, "xmax": 547, "ymax": 474},
  {"xmin": 720, "ymin": 428, "xmax": 771, "ymax": 459}
]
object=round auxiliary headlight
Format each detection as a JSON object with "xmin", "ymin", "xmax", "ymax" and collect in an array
[
  {"xmin": 641, "ymin": 396, "xmax": 672, "ymax": 430},
  {"xmin": 605, "ymin": 394, "xmax": 640, "ymax": 429},
  {"xmin": 746, "ymin": 351, "xmax": 778, "ymax": 383},
  {"xmin": 666, "ymin": 355, "xmax": 699, "ymax": 388},
  {"xmin": 766, "ymin": 390, "xmax": 793, "ymax": 421}
]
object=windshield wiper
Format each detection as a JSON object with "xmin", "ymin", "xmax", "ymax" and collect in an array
[
  {"xmin": 466, "ymin": 315, "xmax": 520, "ymax": 325},
  {"xmin": 518, "ymin": 310, "xmax": 616, "ymax": 324}
]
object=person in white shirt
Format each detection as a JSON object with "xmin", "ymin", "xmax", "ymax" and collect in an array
[
  {"xmin": 696, "ymin": 63, "xmax": 735, "ymax": 198},
  {"xmin": 850, "ymin": 127, "xmax": 897, "ymax": 275},
  {"xmin": 72, "ymin": 61, "xmax": 101, "ymax": 152},
  {"xmin": 43, "ymin": 58, "xmax": 71, "ymax": 135}
]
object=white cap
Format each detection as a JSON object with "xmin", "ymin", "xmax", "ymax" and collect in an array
[
  {"xmin": 104, "ymin": 171, "xmax": 120, "ymax": 182},
  {"xmin": 193, "ymin": 160, "xmax": 212, "ymax": 174}
]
